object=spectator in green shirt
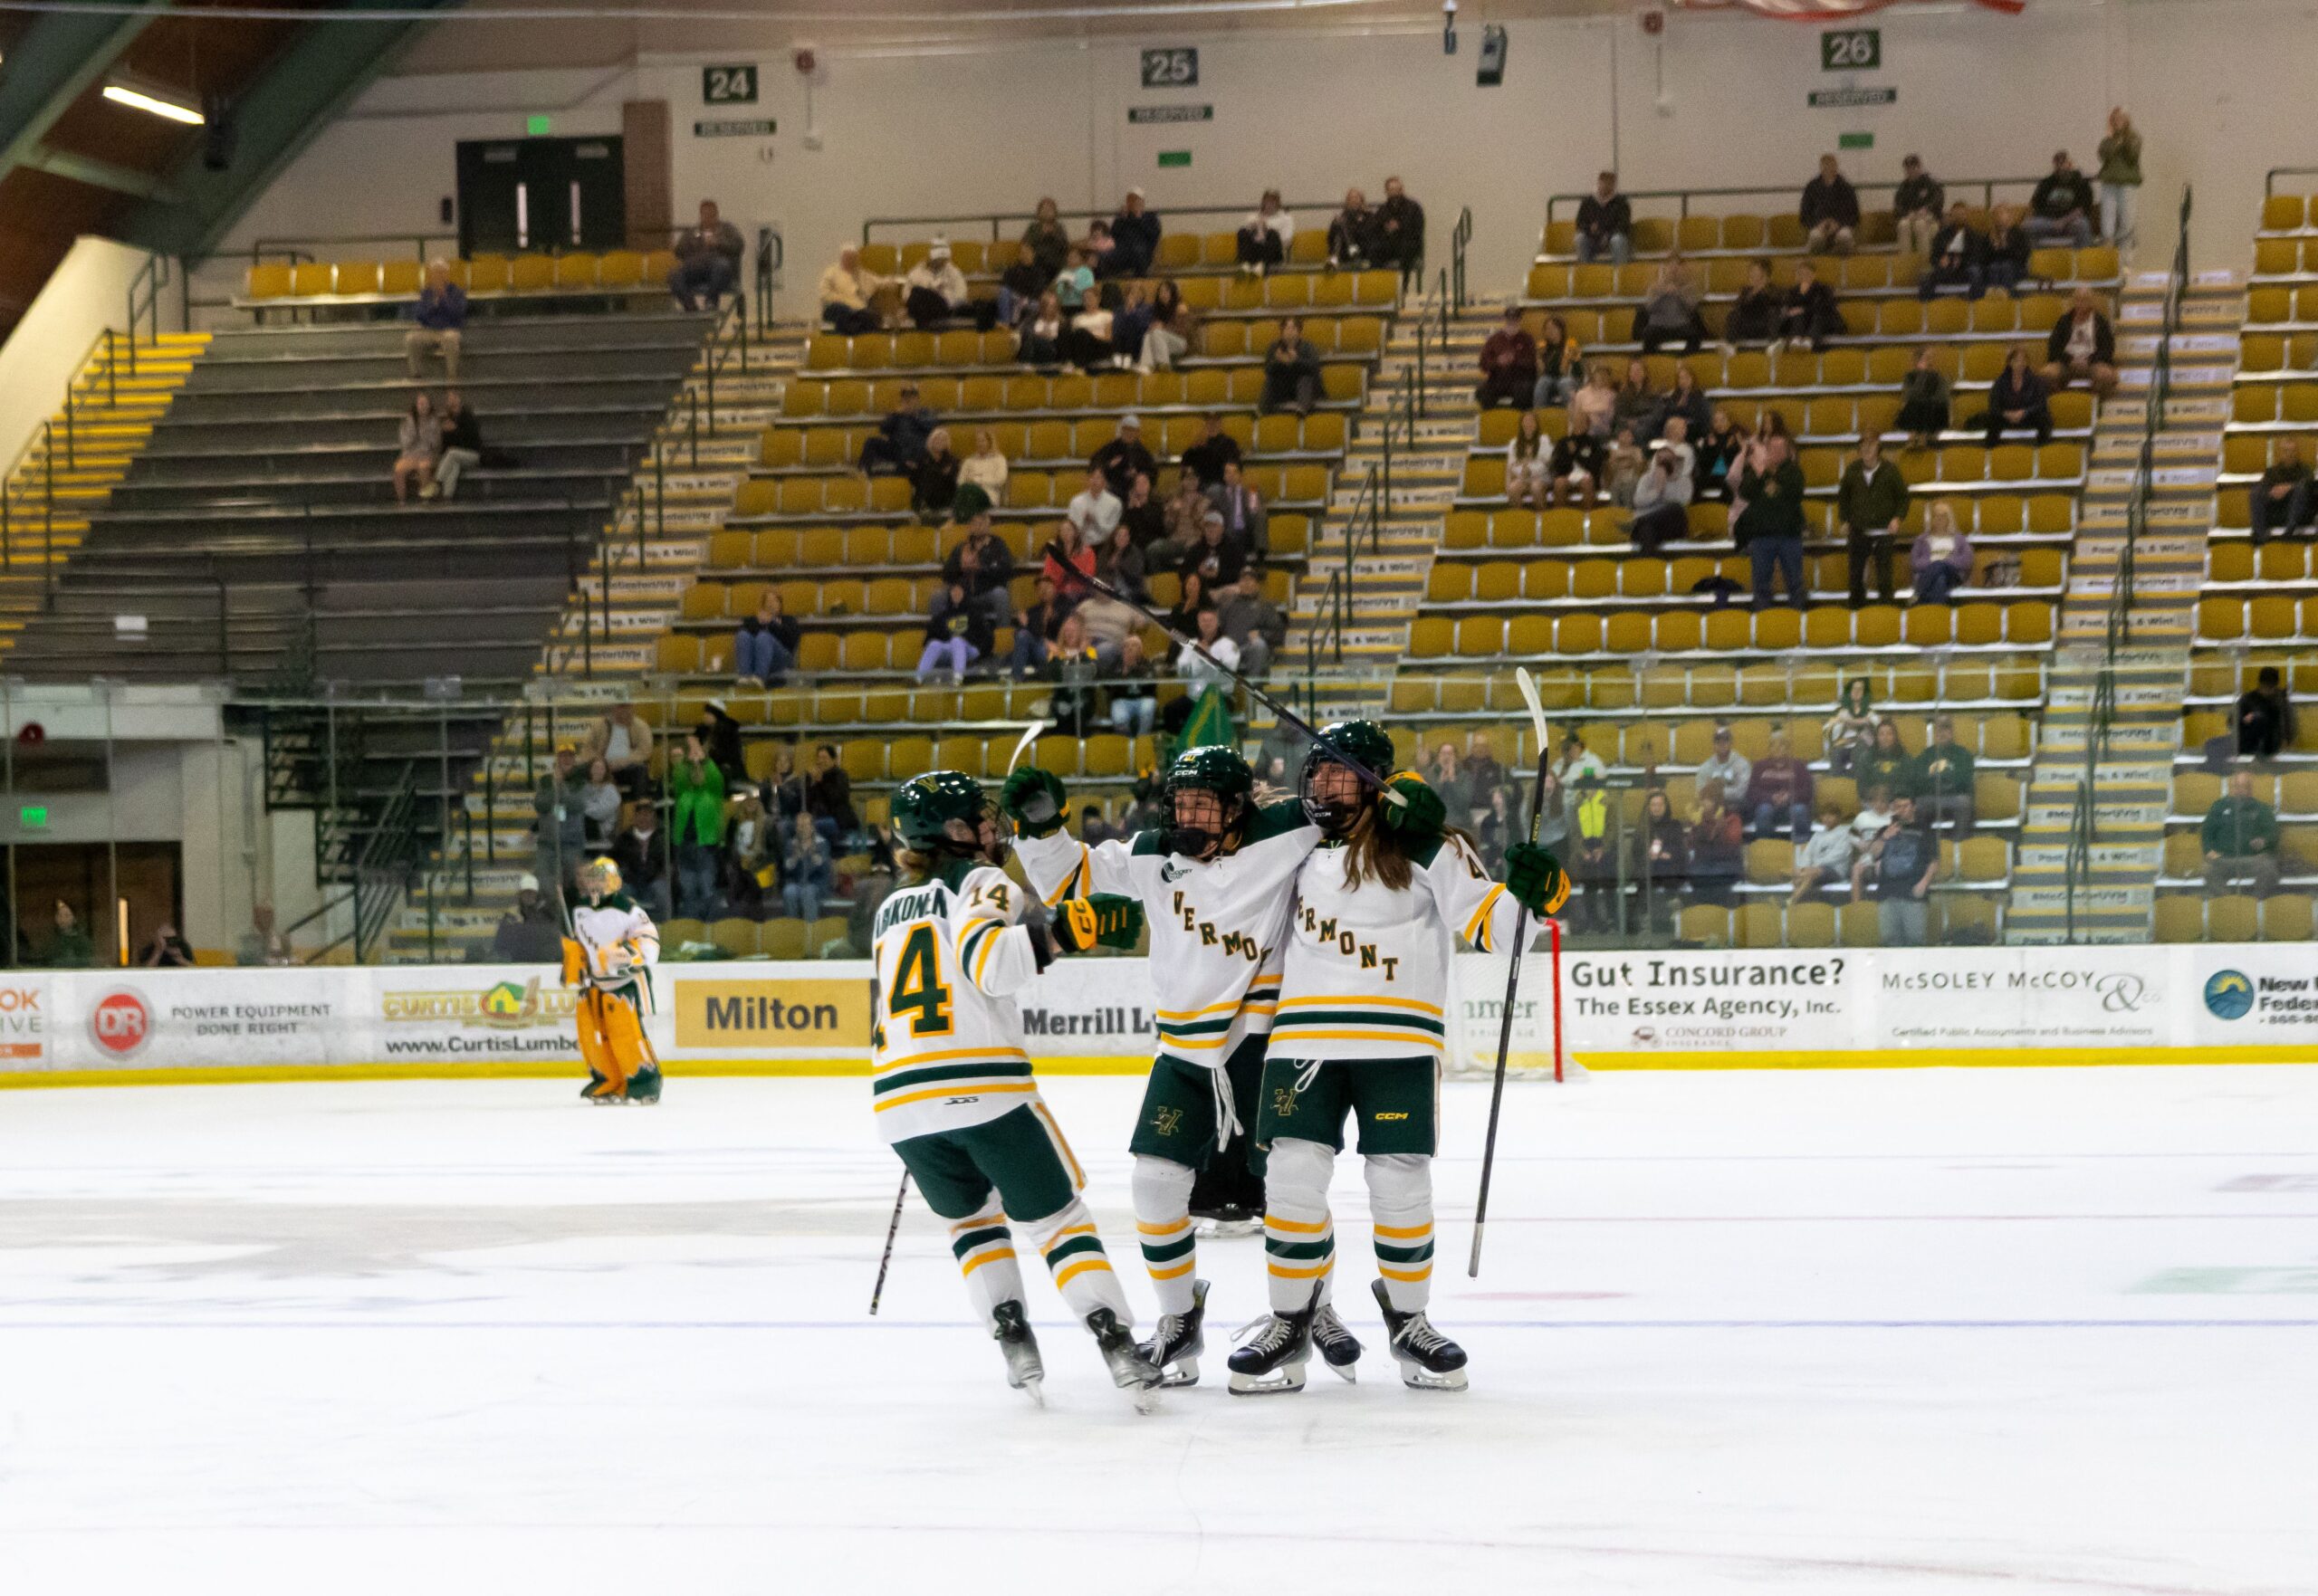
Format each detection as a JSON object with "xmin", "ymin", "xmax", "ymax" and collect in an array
[
  {"xmin": 46, "ymin": 902, "xmax": 95, "ymax": 968},
  {"xmin": 2203, "ymin": 770, "xmax": 2280, "ymax": 898},
  {"xmin": 1912, "ymin": 714, "xmax": 1978, "ymax": 836},
  {"xmin": 667, "ymin": 732, "xmax": 728, "ymax": 920},
  {"xmin": 1856, "ymin": 720, "xmax": 1916, "ymax": 806},
  {"xmin": 1836, "ymin": 434, "xmax": 1911, "ymax": 608}
]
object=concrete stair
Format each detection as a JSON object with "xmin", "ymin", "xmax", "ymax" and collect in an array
[{"xmin": 2007, "ymin": 269, "xmax": 2241, "ymax": 943}]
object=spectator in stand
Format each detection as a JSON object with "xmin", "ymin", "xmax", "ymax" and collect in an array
[
  {"xmin": 1376, "ymin": 176, "xmax": 1426, "ymax": 281},
  {"xmin": 1506, "ymin": 409, "xmax": 1550, "ymax": 510},
  {"xmin": 1773, "ymin": 260, "xmax": 1843, "ymax": 354},
  {"xmin": 1633, "ymin": 253, "xmax": 1707, "ymax": 354},
  {"xmin": 1175, "ymin": 605, "xmax": 1242, "ymax": 693},
  {"xmin": 1327, "ymin": 188, "xmax": 1377, "ymax": 269},
  {"xmin": 903, "ymin": 240, "xmax": 989, "ymax": 330},
  {"xmin": 667, "ymin": 733, "xmax": 727, "ymax": 920},
  {"xmin": 1111, "ymin": 284, "xmax": 1155, "ymax": 370},
  {"xmin": 1604, "ymin": 425, "xmax": 1646, "ymax": 510},
  {"xmin": 1020, "ymin": 291, "xmax": 1065, "ymax": 366},
  {"xmin": 1628, "ymin": 427, "xmax": 1696, "ymax": 556},
  {"xmin": 1920, "ymin": 202, "xmax": 1988, "ymax": 301},
  {"xmin": 1555, "ymin": 730, "xmax": 1607, "ymax": 791},
  {"xmin": 1655, "ymin": 364, "xmax": 1712, "ymax": 446},
  {"xmin": 533, "ymin": 746, "xmax": 589, "ymax": 885},
  {"xmin": 1475, "ymin": 784, "xmax": 1522, "ymax": 873},
  {"xmin": 1565, "ymin": 773, "xmax": 1613, "ymax": 933},
  {"xmin": 1110, "ymin": 188, "xmax": 1162, "ymax": 277},
  {"xmin": 1166, "ymin": 570, "xmax": 1211, "ymax": 640},
  {"xmin": 1089, "ymin": 415, "xmax": 1155, "ymax": 500},
  {"xmin": 1180, "ymin": 510, "xmax": 1247, "ymax": 591},
  {"xmin": 1913, "ymin": 714, "xmax": 1978, "ymax": 836},
  {"xmin": 2026, "ymin": 150, "xmax": 2097, "ymax": 248},
  {"xmin": 2247, "ymin": 438, "xmax": 2313, "ymax": 545},
  {"xmin": 910, "ymin": 427, "xmax": 961, "ymax": 519},
  {"xmin": 669, "ymin": 200, "xmax": 745, "ymax": 313},
  {"xmin": 580, "ymin": 756, "xmax": 623, "ymax": 846},
  {"xmin": 1052, "ymin": 246, "xmax": 1096, "ymax": 306},
  {"xmin": 1613, "ymin": 357, "xmax": 1659, "ymax": 436},
  {"xmin": 806, "ymin": 741, "xmax": 859, "ymax": 848},
  {"xmin": 1983, "ymin": 205, "xmax": 2031, "ymax": 296},
  {"xmin": 960, "ymin": 426, "xmax": 1009, "ymax": 502},
  {"xmin": 393, "ymin": 391, "xmax": 441, "ymax": 505},
  {"xmin": 613, "ymin": 798, "xmax": 673, "ymax": 921},
  {"xmin": 1738, "ymin": 433, "xmax": 1807, "ymax": 608},
  {"xmin": 857, "ymin": 382, "xmax": 935, "ymax": 475},
  {"xmin": 1570, "ymin": 360, "xmax": 1618, "ymax": 439},
  {"xmin": 1547, "ymin": 425, "xmax": 1604, "ymax": 510},
  {"xmin": 1838, "ymin": 432, "xmax": 1910, "ymax": 607},
  {"xmin": 1463, "ymin": 730, "xmax": 1506, "ymax": 809},
  {"xmin": 2203, "ymin": 770, "xmax": 2281, "ymax": 897},
  {"xmin": 1748, "ymin": 725, "xmax": 1815, "ymax": 844},
  {"xmin": 1237, "ymin": 189, "xmax": 1295, "ymax": 274},
  {"xmin": 1120, "ymin": 471, "xmax": 1164, "ymax": 548},
  {"xmin": 433, "ymin": 390, "xmax": 484, "ymax": 500},
  {"xmin": 2237, "ymin": 666, "xmax": 2294, "ymax": 760},
  {"xmin": 1825, "ymin": 678, "xmax": 1882, "ymax": 775},
  {"xmin": 1790, "ymin": 801, "xmax": 1859, "ymax": 903},
  {"xmin": 405, "ymin": 258, "xmax": 466, "ymax": 382},
  {"xmin": 1892, "ymin": 155, "xmax": 1945, "ymax": 258},
  {"xmin": 1208, "ymin": 459, "xmax": 1267, "ymax": 554},
  {"xmin": 1864, "ymin": 795, "xmax": 1939, "ymax": 945},
  {"xmin": 1096, "ymin": 520, "xmax": 1149, "ymax": 606},
  {"xmin": 1260, "ymin": 317, "xmax": 1323, "ymax": 416},
  {"xmin": 1064, "ymin": 467, "xmax": 1123, "ymax": 551},
  {"xmin": 1688, "ymin": 782, "xmax": 1746, "ymax": 909},
  {"xmin": 1157, "ymin": 472, "xmax": 1212, "ymax": 566},
  {"xmin": 1856, "ymin": 720, "xmax": 1913, "ymax": 804},
  {"xmin": 1063, "ymin": 285, "xmax": 1115, "ymax": 371},
  {"xmin": 2043, "ymin": 287, "xmax": 2119, "ymax": 398},
  {"xmin": 42, "ymin": 902, "xmax": 93, "ymax": 967},
  {"xmin": 1724, "ymin": 258, "xmax": 1780, "ymax": 349},
  {"xmin": 942, "ymin": 509, "xmax": 1017, "ymax": 629},
  {"xmin": 1693, "ymin": 406, "xmax": 1746, "ymax": 502},
  {"xmin": 817, "ymin": 244, "xmax": 884, "ymax": 335},
  {"xmin": 1181, "ymin": 412, "xmax": 1241, "ymax": 488},
  {"xmin": 1040, "ymin": 519, "xmax": 1097, "ymax": 604},
  {"xmin": 236, "ymin": 903, "xmax": 292, "ymax": 966},
  {"xmin": 1530, "ymin": 313, "xmax": 1582, "ymax": 410},
  {"xmin": 1139, "ymin": 301, "xmax": 1194, "ymax": 373},
  {"xmin": 694, "ymin": 701, "xmax": 747, "ymax": 788},
  {"xmin": 1218, "ymin": 565, "xmax": 1285, "ymax": 678},
  {"xmin": 997, "ymin": 243, "xmax": 1046, "ymax": 328},
  {"xmin": 2098, "ymin": 108, "xmax": 2143, "ymax": 254},
  {"xmin": 721, "ymin": 794, "xmax": 770, "ymax": 919},
  {"xmin": 1022, "ymin": 197, "xmax": 1072, "ymax": 278},
  {"xmin": 1911, "ymin": 501, "xmax": 1976, "ymax": 604},
  {"xmin": 1849, "ymin": 785, "xmax": 1896, "ymax": 861},
  {"xmin": 1008, "ymin": 572, "xmax": 1069, "ymax": 679},
  {"xmin": 1574, "ymin": 171, "xmax": 1632, "ymax": 265},
  {"xmin": 1984, "ymin": 345, "xmax": 2054, "ymax": 445},
  {"xmin": 1102, "ymin": 633, "xmax": 1159, "ymax": 736},
  {"xmin": 1800, "ymin": 154, "xmax": 1862, "ymax": 256},
  {"xmin": 1895, "ymin": 345, "xmax": 1952, "ymax": 449},
  {"xmin": 1477, "ymin": 305, "xmax": 1538, "ymax": 409},
  {"xmin": 781, "ymin": 815, "xmax": 833, "ymax": 924},
  {"xmin": 759, "ymin": 744, "xmax": 807, "ymax": 831},
  {"xmin": 1422, "ymin": 741, "xmax": 1472, "ymax": 836},
  {"xmin": 134, "ymin": 918, "xmax": 194, "ymax": 968},
  {"xmin": 733, "ymin": 588, "xmax": 800, "ymax": 687},
  {"xmin": 1696, "ymin": 722, "xmax": 1753, "ymax": 804}
]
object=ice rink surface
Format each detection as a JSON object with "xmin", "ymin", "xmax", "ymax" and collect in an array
[{"xmin": 3, "ymin": 1066, "xmax": 2315, "ymax": 1595}]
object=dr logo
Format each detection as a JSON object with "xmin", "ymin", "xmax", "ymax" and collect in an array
[{"xmin": 90, "ymin": 989, "xmax": 153, "ymax": 1058}]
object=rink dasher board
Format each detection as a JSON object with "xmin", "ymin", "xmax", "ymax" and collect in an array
[{"xmin": 9, "ymin": 947, "xmax": 2318, "ymax": 1086}]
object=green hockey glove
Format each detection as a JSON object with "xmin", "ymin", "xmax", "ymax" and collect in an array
[
  {"xmin": 1053, "ymin": 894, "xmax": 1145, "ymax": 952},
  {"xmin": 1376, "ymin": 770, "xmax": 1446, "ymax": 840},
  {"xmin": 1001, "ymin": 766, "xmax": 1069, "ymax": 838},
  {"xmin": 1505, "ymin": 842, "xmax": 1571, "ymax": 917}
]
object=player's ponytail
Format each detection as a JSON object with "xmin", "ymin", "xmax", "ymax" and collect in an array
[{"xmin": 1341, "ymin": 803, "xmax": 1480, "ymax": 892}]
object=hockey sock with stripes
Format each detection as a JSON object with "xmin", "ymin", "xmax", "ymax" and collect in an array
[
  {"xmin": 947, "ymin": 1199, "xmax": 1027, "ymax": 1329},
  {"xmin": 1027, "ymin": 1198, "xmax": 1132, "ymax": 1324},
  {"xmin": 1364, "ymin": 1152, "xmax": 1435, "ymax": 1314},
  {"xmin": 1131, "ymin": 1155, "xmax": 1200, "ymax": 1317},
  {"xmin": 1262, "ymin": 1136, "xmax": 1336, "ymax": 1315}
]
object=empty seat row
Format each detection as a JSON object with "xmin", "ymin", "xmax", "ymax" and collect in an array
[
  {"xmin": 1443, "ymin": 494, "xmax": 2074, "ymax": 552},
  {"xmin": 1413, "ymin": 711, "xmax": 2030, "ymax": 769},
  {"xmin": 1677, "ymin": 894, "xmax": 2003, "ymax": 950},
  {"xmin": 1530, "ymin": 257, "xmax": 2106, "ymax": 304},
  {"xmin": 1513, "ymin": 294, "xmax": 2099, "ymax": 349},
  {"xmin": 1427, "ymin": 550, "xmax": 2064, "ymax": 605},
  {"xmin": 1384, "ymin": 656, "xmax": 2046, "ymax": 717},
  {"xmin": 761, "ymin": 410, "xmax": 1344, "ymax": 469},
  {"xmin": 633, "ymin": 679, "xmax": 1164, "ymax": 731},
  {"xmin": 1542, "ymin": 208, "xmax": 2085, "ymax": 258},
  {"xmin": 704, "ymin": 514, "xmax": 1312, "ymax": 575},
  {"xmin": 802, "ymin": 309, "xmax": 1389, "ymax": 372},
  {"xmin": 2206, "ymin": 543, "xmax": 2318, "ymax": 585},
  {"xmin": 2238, "ymin": 333, "xmax": 2318, "ymax": 373},
  {"xmin": 1409, "ymin": 601, "xmax": 2056, "ymax": 659},
  {"xmin": 246, "ymin": 251, "xmax": 677, "ymax": 301},
  {"xmin": 1477, "ymin": 334, "xmax": 2078, "ymax": 396},
  {"xmin": 729, "ymin": 460, "xmax": 1335, "ymax": 520},
  {"xmin": 2186, "ymin": 651, "xmax": 2318, "ymax": 697},
  {"xmin": 2153, "ymin": 893, "xmax": 2315, "ymax": 943},
  {"xmin": 780, "ymin": 363, "xmax": 1364, "ymax": 419},
  {"xmin": 2176, "ymin": 769, "xmax": 2318, "ymax": 817},
  {"xmin": 2260, "ymin": 194, "xmax": 2318, "ymax": 233},
  {"xmin": 2194, "ymin": 597, "xmax": 2318, "ymax": 644}
]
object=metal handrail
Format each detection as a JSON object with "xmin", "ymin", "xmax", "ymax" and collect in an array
[
  {"xmin": 1543, "ymin": 176, "xmax": 2050, "ymax": 233},
  {"xmin": 1451, "ymin": 205, "xmax": 1473, "ymax": 313},
  {"xmin": 862, "ymin": 201, "xmax": 1347, "ymax": 249},
  {"xmin": 2264, "ymin": 167, "xmax": 2318, "ymax": 196}
]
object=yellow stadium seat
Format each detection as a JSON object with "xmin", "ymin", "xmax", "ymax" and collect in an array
[
  {"xmin": 509, "ymin": 254, "xmax": 555, "ymax": 291},
  {"xmin": 290, "ymin": 262, "xmax": 333, "ymax": 297},
  {"xmin": 246, "ymin": 263, "xmax": 292, "ymax": 300}
]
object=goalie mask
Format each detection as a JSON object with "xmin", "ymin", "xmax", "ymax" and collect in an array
[
  {"xmin": 1162, "ymin": 745, "xmax": 1254, "ymax": 860},
  {"xmin": 1298, "ymin": 720, "xmax": 1394, "ymax": 838},
  {"xmin": 577, "ymin": 856, "xmax": 621, "ymax": 902}
]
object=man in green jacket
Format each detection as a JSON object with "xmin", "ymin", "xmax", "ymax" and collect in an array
[
  {"xmin": 667, "ymin": 732, "xmax": 728, "ymax": 919},
  {"xmin": 1738, "ymin": 435, "xmax": 1808, "ymax": 610},
  {"xmin": 1837, "ymin": 433, "xmax": 1911, "ymax": 608},
  {"xmin": 46, "ymin": 902, "xmax": 96, "ymax": 968},
  {"xmin": 1911, "ymin": 713, "xmax": 1978, "ymax": 836},
  {"xmin": 2203, "ymin": 770, "xmax": 2280, "ymax": 898}
]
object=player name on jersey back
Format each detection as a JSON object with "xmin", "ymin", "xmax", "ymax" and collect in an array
[{"xmin": 869, "ymin": 865, "xmax": 1047, "ymax": 1143}]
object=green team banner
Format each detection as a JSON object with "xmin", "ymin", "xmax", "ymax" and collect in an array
[{"xmin": 1176, "ymin": 685, "xmax": 1235, "ymax": 751}]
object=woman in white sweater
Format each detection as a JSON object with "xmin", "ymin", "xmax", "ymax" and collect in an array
[{"xmin": 1236, "ymin": 189, "xmax": 1296, "ymax": 274}]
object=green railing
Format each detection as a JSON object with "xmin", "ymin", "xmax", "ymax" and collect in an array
[{"xmin": 2062, "ymin": 186, "xmax": 2192, "ymax": 941}]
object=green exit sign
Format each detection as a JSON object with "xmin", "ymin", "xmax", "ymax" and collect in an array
[
  {"xmin": 1821, "ymin": 27, "xmax": 1880, "ymax": 71},
  {"xmin": 19, "ymin": 805, "xmax": 46, "ymax": 829},
  {"xmin": 526, "ymin": 113, "xmax": 551, "ymax": 136},
  {"xmin": 1838, "ymin": 131, "xmax": 1874, "ymax": 150},
  {"xmin": 1157, "ymin": 150, "xmax": 1192, "ymax": 168}
]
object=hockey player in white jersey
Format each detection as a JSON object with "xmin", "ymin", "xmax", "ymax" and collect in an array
[
  {"xmin": 1006, "ymin": 744, "xmax": 1377, "ymax": 1385},
  {"xmin": 562, "ymin": 856, "xmax": 662, "ymax": 1104},
  {"xmin": 1228, "ymin": 721, "xmax": 1568, "ymax": 1394},
  {"xmin": 873, "ymin": 770, "xmax": 1163, "ymax": 1407}
]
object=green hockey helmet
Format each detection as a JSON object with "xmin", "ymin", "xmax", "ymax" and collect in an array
[
  {"xmin": 1162, "ymin": 744, "xmax": 1255, "ymax": 858},
  {"xmin": 891, "ymin": 769, "xmax": 997, "ymax": 858},
  {"xmin": 1299, "ymin": 719, "xmax": 1394, "ymax": 836}
]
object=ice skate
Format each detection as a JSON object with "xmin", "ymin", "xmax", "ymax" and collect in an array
[
  {"xmin": 623, "ymin": 1065, "xmax": 662, "ymax": 1105},
  {"xmin": 580, "ymin": 1070, "xmax": 609, "ymax": 1101},
  {"xmin": 1225, "ymin": 1304, "xmax": 1313, "ymax": 1395},
  {"xmin": 1138, "ymin": 1277, "xmax": 1206, "ymax": 1387},
  {"xmin": 1312, "ymin": 1302, "xmax": 1364, "ymax": 1382},
  {"xmin": 991, "ymin": 1300, "xmax": 1044, "ymax": 1407},
  {"xmin": 1086, "ymin": 1306, "xmax": 1164, "ymax": 1412},
  {"xmin": 1371, "ymin": 1277, "xmax": 1468, "ymax": 1391}
]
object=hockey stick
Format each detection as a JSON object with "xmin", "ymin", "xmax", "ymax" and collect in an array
[
  {"xmin": 1003, "ymin": 721, "xmax": 1047, "ymax": 776},
  {"xmin": 1469, "ymin": 665, "xmax": 1554, "ymax": 1279},
  {"xmin": 1079, "ymin": 570, "xmax": 1403, "ymax": 807},
  {"xmin": 868, "ymin": 1170, "xmax": 912, "ymax": 1315}
]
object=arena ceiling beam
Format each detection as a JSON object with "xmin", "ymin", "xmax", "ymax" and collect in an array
[{"xmin": 0, "ymin": 1, "xmax": 167, "ymax": 182}]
